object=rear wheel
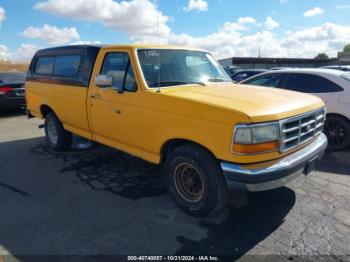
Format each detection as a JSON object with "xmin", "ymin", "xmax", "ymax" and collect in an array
[
  {"xmin": 163, "ymin": 144, "xmax": 228, "ymax": 217},
  {"xmin": 45, "ymin": 112, "xmax": 72, "ymax": 151},
  {"xmin": 324, "ymin": 115, "xmax": 350, "ymax": 151}
]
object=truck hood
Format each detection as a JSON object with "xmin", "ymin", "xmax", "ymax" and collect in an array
[{"xmin": 160, "ymin": 82, "xmax": 324, "ymax": 122}]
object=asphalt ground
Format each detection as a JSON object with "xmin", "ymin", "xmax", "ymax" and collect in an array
[{"xmin": 0, "ymin": 111, "xmax": 349, "ymax": 261}]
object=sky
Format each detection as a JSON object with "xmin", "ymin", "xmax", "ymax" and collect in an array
[{"xmin": 1, "ymin": 0, "xmax": 350, "ymax": 62}]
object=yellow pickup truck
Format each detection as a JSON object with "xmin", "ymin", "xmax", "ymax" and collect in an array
[{"xmin": 26, "ymin": 44, "xmax": 327, "ymax": 216}]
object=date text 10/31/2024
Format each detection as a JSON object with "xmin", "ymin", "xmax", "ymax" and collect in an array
[{"xmin": 127, "ymin": 256, "xmax": 220, "ymax": 261}]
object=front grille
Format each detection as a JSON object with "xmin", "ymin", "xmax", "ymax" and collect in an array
[{"xmin": 279, "ymin": 107, "xmax": 325, "ymax": 152}]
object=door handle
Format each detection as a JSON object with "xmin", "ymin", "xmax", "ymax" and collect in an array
[{"xmin": 90, "ymin": 93, "xmax": 101, "ymax": 99}]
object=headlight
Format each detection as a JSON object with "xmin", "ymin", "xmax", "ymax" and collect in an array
[{"xmin": 233, "ymin": 123, "xmax": 280, "ymax": 154}]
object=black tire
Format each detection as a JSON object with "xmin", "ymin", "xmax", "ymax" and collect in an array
[
  {"xmin": 163, "ymin": 144, "xmax": 228, "ymax": 217},
  {"xmin": 324, "ymin": 115, "xmax": 350, "ymax": 151},
  {"xmin": 44, "ymin": 112, "xmax": 72, "ymax": 151}
]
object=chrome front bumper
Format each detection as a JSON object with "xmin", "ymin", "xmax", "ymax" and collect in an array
[{"xmin": 221, "ymin": 133, "xmax": 328, "ymax": 192}]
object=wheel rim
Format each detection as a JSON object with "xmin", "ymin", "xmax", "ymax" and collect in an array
[
  {"xmin": 324, "ymin": 119, "xmax": 346, "ymax": 149},
  {"xmin": 174, "ymin": 163, "xmax": 204, "ymax": 203},
  {"xmin": 47, "ymin": 121, "xmax": 58, "ymax": 145}
]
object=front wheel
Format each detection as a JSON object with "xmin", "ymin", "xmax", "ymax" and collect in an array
[
  {"xmin": 324, "ymin": 116, "xmax": 350, "ymax": 151},
  {"xmin": 163, "ymin": 144, "xmax": 228, "ymax": 217},
  {"xmin": 45, "ymin": 112, "xmax": 72, "ymax": 151}
]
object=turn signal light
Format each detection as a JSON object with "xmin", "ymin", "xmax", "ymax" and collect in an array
[{"xmin": 232, "ymin": 141, "xmax": 279, "ymax": 154}]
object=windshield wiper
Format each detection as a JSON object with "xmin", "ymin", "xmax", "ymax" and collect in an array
[
  {"xmin": 207, "ymin": 78, "xmax": 232, "ymax": 82},
  {"xmin": 151, "ymin": 81, "xmax": 206, "ymax": 87},
  {"xmin": 185, "ymin": 81, "xmax": 206, "ymax": 86}
]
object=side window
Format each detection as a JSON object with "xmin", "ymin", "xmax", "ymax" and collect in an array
[
  {"xmin": 53, "ymin": 55, "xmax": 81, "ymax": 77},
  {"xmin": 245, "ymin": 74, "xmax": 283, "ymax": 88},
  {"xmin": 101, "ymin": 53, "xmax": 137, "ymax": 92},
  {"xmin": 314, "ymin": 76, "xmax": 344, "ymax": 93},
  {"xmin": 284, "ymin": 74, "xmax": 318, "ymax": 93},
  {"xmin": 35, "ymin": 57, "xmax": 55, "ymax": 75}
]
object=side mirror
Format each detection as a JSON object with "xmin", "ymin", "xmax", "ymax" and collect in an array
[
  {"xmin": 95, "ymin": 74, "xmax": 123, "ymax": 93},
  {"xmin": 95, "ymin": 75, "xmax": 113, "ymax": 88}
]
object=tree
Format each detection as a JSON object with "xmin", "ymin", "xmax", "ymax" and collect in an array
[
  {"xmin": 343, "ymin": 44, "xmax": 350, "ymax": 52},
  {"xmin": 314, "ymin": 53, "xmax": 329, "ymax": 60}
]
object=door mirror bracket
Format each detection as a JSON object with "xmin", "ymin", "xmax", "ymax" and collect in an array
[{"xmin": 115, "ymin": 84, "xmax": 124, "ymax": 94}]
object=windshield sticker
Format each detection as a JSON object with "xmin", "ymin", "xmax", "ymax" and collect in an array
[{"xmin": 144, "ymin": 50, "xmax": 159, "ymax": 57}]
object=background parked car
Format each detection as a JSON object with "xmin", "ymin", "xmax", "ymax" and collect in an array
[
  {"xmin": 321, "ymin": 65, "xmax": 350, "ymax": 72},
  {"xmin": 240, "ymin": 68, "xmax": 350, "ymax": 150},
  {"xmin": 0, "ymin": 72, "xmax": 26, "ymax": 110},
  {"xmin": 270, "ymin": 67, "xmax": 295, "ymax": 70},
  {"xmin": 223, "ymin": 66, "xmax": 243, "ymax": 78},
  {"xmin": 230, "ymin": 69, "xmax": 267, "ymax": 82}
]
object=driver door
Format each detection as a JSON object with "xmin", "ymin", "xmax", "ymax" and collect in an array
[{"xmin": 89, "ymin": 50, "xmax": 141, "ymax": 153}]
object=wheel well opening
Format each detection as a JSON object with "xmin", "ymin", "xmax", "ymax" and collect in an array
[
  {"xmin": 326, "ymin": 113, "xmax": 350, "ymax": 123},
  {"xmin": 40, "ymin": 105, "xmax": 53, "ymax": 118},
  {"xmin": 160, "ymin": 139, "xmax": 215, "ymax": 163}
]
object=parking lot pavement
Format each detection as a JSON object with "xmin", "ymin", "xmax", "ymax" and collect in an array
[{"xmin": 0, "ymin": 115, "xmax": 350, "ymax": 259}]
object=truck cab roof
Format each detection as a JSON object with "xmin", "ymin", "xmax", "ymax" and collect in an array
[{"xmin": 35, "ymin": 44, "xmax": 205, "ymax": 54}]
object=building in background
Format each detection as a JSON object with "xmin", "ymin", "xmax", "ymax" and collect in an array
[{"xmin": 338, "ymin": 52, "xmax": 350, "ymax": 65}]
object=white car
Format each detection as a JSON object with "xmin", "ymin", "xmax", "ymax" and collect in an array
[
  {"xmin": 321, "ymin": 65, "xmax": 350, "ymax": 72},
  {"xmin": 240, "ymin": 68, "xmax": 350, "ymax": 150}
]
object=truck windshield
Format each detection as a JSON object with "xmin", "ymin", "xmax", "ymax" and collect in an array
[{"xmin": 137, "ymin": 49, "xmax": 232, "ymax": 88}]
